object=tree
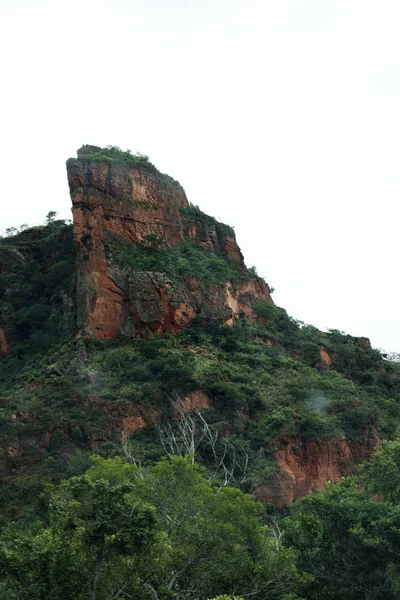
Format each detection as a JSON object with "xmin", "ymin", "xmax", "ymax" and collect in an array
[
  {"xmin": 154, "ymin": 399, "xmax": 250, "ymax": 488},
  {"xmin": 362, "ymin": 440, "xmax": 400, "ymax": 502},
  {"xmin": 0, "ymin": 455, "xmax": 302, "ymax": 599},
  {"xmin": 135, "ymin": 455, "xmax": 301, "ymax": 599},
  {"xmin": 4, "ymin": 227, "xmax": 17, "ymax": 237},
  {"xmin": 283, "ymin": 478, "xmax": 400, "ymax": 599},
  {"xmin": 45, "ymin": 211, "xmax": 57, "ymax": 225},
  {"xmin": 50, "ymin": 473, "xmax": 158, "ymax": 600},
  {"xmin": 0, "ymin": 457, "xmax": 158, "ymax": 600}
]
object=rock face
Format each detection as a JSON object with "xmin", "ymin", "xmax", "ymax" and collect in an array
[
  {"xmin": 67, "ymin": 146, "xmax": 273, "ymax": 339},
  {"xmin": 255, "ymin": 434, "xmax": 378, "ymax": 507}
]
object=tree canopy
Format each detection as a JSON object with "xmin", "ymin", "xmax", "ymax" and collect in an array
[{"xmin": 0, "ymin": 455, "xmax": 303, "ymax": 600}]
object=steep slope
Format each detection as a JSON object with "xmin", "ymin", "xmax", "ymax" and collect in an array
[
  {"xmin": 1, "ymin": 145, "xmax": 400, "ymax": 524},
  {"xmin": 67, "ymin": 145, "xmax": 272, "ymax": 339},
  {"xmin": 0, "ymin": 221, "xmax": 76, "ymax": 356}
]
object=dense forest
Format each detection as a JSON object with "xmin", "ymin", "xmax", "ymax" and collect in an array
[{"xmin": 2, "ymin": 151, "xmax": 400, "ymax": 598}]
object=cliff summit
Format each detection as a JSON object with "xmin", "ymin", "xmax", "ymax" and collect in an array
[{"xmin": 67, "ymin": 145, "xmax": 273, "ymax": 339}]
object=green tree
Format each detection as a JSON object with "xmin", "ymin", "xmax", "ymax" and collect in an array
[
  {"xmin": 50, "ymin": 473, "xmax": 158, "ymax": 599},
  {"xmin": 133, "ymin": 455, "xmax": 301, "ymax": 599},
  {"xmin": 0, "ymin": 455, "xmax": 302, "ymax": 599},
  {"xmin": 284, "ymin": 478, "xmax": 400, "ymax": 599},
  {"xmin": 362, "ymin": 440, "xmax": 400, "ymax": 502},
  {"xmin": 0, "ymin": 459, "xmax": 158, "ymax": 600},
  {"xmin": 45, "ymin": 211, "xmax": 58, "ymax": 224}
]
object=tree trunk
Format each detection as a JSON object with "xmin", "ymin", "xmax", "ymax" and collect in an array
[{"xmin": 90, "ymin": 550, "xmax": 104, "ymax": 600}]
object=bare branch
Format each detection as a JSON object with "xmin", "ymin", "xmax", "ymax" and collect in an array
[
  {"xmin": 155, "ymin": 396, "xmax": 251, "ymax": 490},
  {"xmin": 270, "ymin": 519, "xmax": 283, "ymax": 551},
  {"xmin": 121, "ymin": 434, "xmax": 144, "ymax": 477}
]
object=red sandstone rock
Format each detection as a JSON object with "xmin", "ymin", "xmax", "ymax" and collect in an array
[
  {"xmin": 254, "ymin": 434, "xmax": 378, "ymax": 507},
  {"xmin": 171, "ymin": 390, "xmax": 211, "ymax": 418},
  {"xmin": 67, "ymin": 147, "xmax": 273, "ymax": 340},
  {"xmin": 318, "ymin": 345, "xmax": 333, "ymax": 369}
]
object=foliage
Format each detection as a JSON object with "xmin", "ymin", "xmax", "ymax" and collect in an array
[
  {"xmin": 106, "ymin": 236, "xmax": 251, "ymax": 288},
  {"xmin": 284, "ymin": 473, "xmax": 400, "ymax": 599},
  {"xmin": 160, "ymin": 171, "xmax": 185, "ymax": 190},
  {"xmin": 0, "ymin": 218, "xmax": 75, "ymax": 348},
  {"xmin": 75, "ymin": 144, "xmax": 154, "ymax": 168},
  {"xmin": 362, "ymin": 439, "xmax": 400, "ymax": 502},
  {"xmin": 2, "ymin": 205, "xmax": 400, "ymax": 600},
  {"xmin": 7, "ymin": 443, "xmax": 400, "ymax": 599},
  {"xmin": 0, "ymin": 456, "xmax": 302, "ymax": 599},
  {"xmin": 180, "ymin": 204, "xmax": 235, "ymax": 238},
  {"xmin": 2, "ymin": 307, "xmax": 400, "ymax": 525},
  {"xmin": 324, "ymin": 329, "xmax": 394, "ymax": 387}
]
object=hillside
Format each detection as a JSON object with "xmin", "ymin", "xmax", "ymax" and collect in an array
[{"xmin": 1, "ymin": 145, "xmax": 400, "ymax": 527}]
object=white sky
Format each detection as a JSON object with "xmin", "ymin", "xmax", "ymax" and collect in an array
[{"xmin": 1, "ymin": 0, "xmax": 400, "ymax": 353}]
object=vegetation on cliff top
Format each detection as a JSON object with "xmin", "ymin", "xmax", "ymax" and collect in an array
[
  {"xmin": 70, "ymin": 145, "xmax": 185, "ymax": 193},
  {"xmin": 76, "ymin": 144, "xmax": 154, "ymax": 168}
]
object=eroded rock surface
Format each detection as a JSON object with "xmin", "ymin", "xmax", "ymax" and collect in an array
[
  {"xmin": 67, "ymin": 146, "xmax": 273, "ymax": 339},
  {"xmin": 255, "ymin": 434, "xmax": 378, "ymax": 507}
]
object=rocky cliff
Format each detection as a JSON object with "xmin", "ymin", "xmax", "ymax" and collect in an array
[
  {"xmin": 255, "ymin": 434, "xmax": 378, "ymax": 507},
  {"xmin": 67, "ymin": 145, "xmax": 272, "ymax": 340},
  {"xmin": 1, "ymin": 146, "xmax": 400, "ymax": 523}
]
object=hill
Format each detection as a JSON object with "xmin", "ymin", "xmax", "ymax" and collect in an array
[{"xmin": 1, "ymin": 145, "xmax": 400, "ymax": 526}]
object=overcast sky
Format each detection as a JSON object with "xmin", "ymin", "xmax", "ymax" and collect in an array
[{"xmin": 1, "ymin": 0, "xmax": 400, "ymax": 352}]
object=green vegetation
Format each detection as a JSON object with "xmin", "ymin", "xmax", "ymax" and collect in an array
[
  {"xmin": 284, "ymin": 440, "xmax": 400, "ymax": 599},
  {"xmin": 2, "ymin": 207, "xmax": 400, "ymax": 598},
  {"xmin": 362, "ymin": 438, "xmax": 400, "ymax": 501},
  {"xmin": 0, "ymin": 216, "xmax": 75, "ymax": 348},
  {"xmin": 1, "ymin": 301, "xmax": 399, "ymax": 529},
  {"xmin": 68, "ymin": 146, "xmax": 186, "ymax": 193},
  {"xmin": 160, "ymin": 171, "xmax": 185, "ymax": 190},
  {"xmin": 180, "ymin": 204, "xmax": 235, "ymax": 238},
  {"xmin": 106, "ymin": 235, "xmax": 250, "ymax": 288},
  {"xmin": 74, "ymin": 145, "xmax": 154, "ymax": 168},
  {"xmin": 4, "ymin": 443, "xmax": 400, "ymax": 599},
  {"xmin": 87, "ymin": 317, "xmax": 392, "ymax": 449},
  {"xmin": 0, "ymin": 455, "xmax": 302, "ymax": 600}
]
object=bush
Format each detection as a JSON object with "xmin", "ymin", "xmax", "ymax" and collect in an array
[
  {"xmin": 208, "ymin": 381, "xmax": 245, "ymax": 411},
  {"xmin": 76, "ymin": 144, "xmax": 153, "ymax": 167},
  {"xmin": 106, "ymin": 237, "xmax": 251, "ymax": 288},
  {"xmin": 180, "ymin": 204, "xmax": 235, "ymax": 238}
]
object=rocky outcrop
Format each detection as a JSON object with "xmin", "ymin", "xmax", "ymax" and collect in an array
[
  {"xmin": 318, "ymin": 345, "xmax": 333, "ymax": 369},
  {"xmin": 67, "ymin": 146, "xmax": 273, "ymax": 339},
  {"xmin": 255, "ymin": 434, "xmax": 378, "ymax": 507}
]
